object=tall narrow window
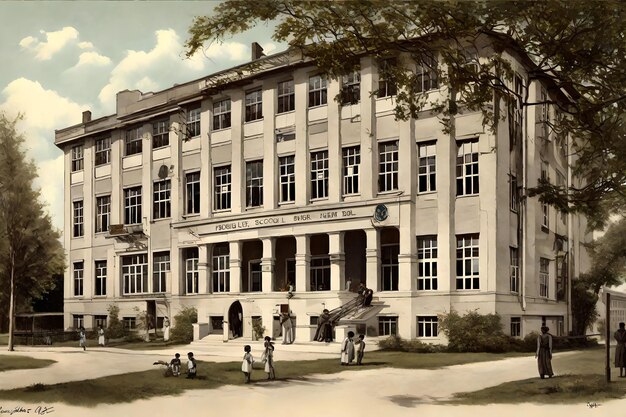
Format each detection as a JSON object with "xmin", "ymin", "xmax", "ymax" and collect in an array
[
  {"xmin": 245, "ymin": 89, "xmax": 263, "ymax": 122},
  {"xmin": 277, "ymin": 80, "xmax": 295, "ymax": 113},
  {"xmin": 125, "ymin": 126, "xmax": 142, "ymax": 155},
  {"xmin": 124, "ymin": 186, "xmax": 142, "ymax": 225},
  {"xmin": 71, "ymin": 144, "xmax": 84, "ymax": 172},
  {"xmin": 510, "ymin": 175, "xmax": 519, "ymax": 212},
  {"xmin": 417, "ymin": 316, "xmax": 438, "ymax": 338},
  {"xmin": 378, "ymin": 141, "xmax": 399, "ymax": 192},
  {"xmin": 153, "ymin": 251, "xmax": 170, "ymax": 293},
  {"xmin": 510, "ymin": 317, "xmax": 521, "ymax": 337},
  {"xmin": 381, "ymin": 244, "xmax": 399, "ymax": 291},
  {"xmin": 310, "ymin": 257, "xmax": 330, "ymax": 291},
  {"xmin": 246, "ymin": 161, "xmax": 263, "ymax": 207},
  {"xmin": 184, "ymin": 248, "xmax": 199, "ymax": 294},
  {"xmin": 342, "ymin": 146, "xmax": 360, "ymax": 195},
  {"xmin": 186, "ymin": 107, "xmax": 201, "ymax": 138},
  {"xmin": 378, "ymin": 58, "xmax": 397, "ymax": 97},
  {"xmin": 341, "ymin": 71, "xmax": 360, "ymax": 105},
  {"xmin": 185, "ymin": 172, "xmax": 200, "ymax": 215},
  {"xmin": 417, "ymin": 236, "xmax": 438, "ymax": 290},
  {"xmin": 539, "ymin": 258, "xmax": 550, "ymax": 298},
  {"xmin": 152, "ymin": 120, "xmax": 169, "ymax": 148},
  {"xmin": 73, "ymin": 315, "xmax": 84, "ymax": 329},
  {"xmin": 308, "ymin": 75, "xmax": 327, "ymax": 107},
  {"xmin": 73, "ymin": 261, "xmax": 84, "ymax": 296},
  {"xmin": 541, "ymin": 161, "xmax": 549, "ymax": 231},
  {"xmin": 95, "ymin": 137, "xmax": 111, "ymax": 166},
  {"xmin": 415, "ymin": 55, "xmax": 439, "ymax": 93},
  {"xmin": 153, "ymin": 180, "xmax": 171, "ymax": 220},
  {"xmin": 95, "ymin": 195, "xmax": 111, "ymax": 233},
  {"xmin": 214, "ymin": 166, "xmax": 232, "ymax": 211},
  {"xmin": 279, "ymin": 156, "xmax": 296, "ymax": 203},
  {"xmin": 122, "ymin": 254, "xmax": 148, "ymax": 294},
  {"xmin": 418, "ymin": 142, "xmax": 436, "ymax": 193},
  {"xmin": 310, "ymin": 151, "xmax": 329, "ymax": 199},
  {"xmin": 73, "ymin": 200, "xmax": 84, "ymax": 237},
  {"xmin": 95, "ymin": 260, "xmax": 107, "ymax": 296},
  {"xmin": 249, "ymin": 261, "xmax": 262, "ymax": 292},
  {"xmin": 456, "ymin": 234, "xmax": 479, "ymax": 290},
  {"xmin": 456, "ymin": 139, "xmax": 479, "ymax": 196},
  {"xmin": 213, "ymin": 99, "xmax": 231, "ymax": 130},
  {"xmin": 212, "ymin": 244, "xmax": 230, "ymax": 293},
  {"xmin": 510, "ymin": 247, "xmax": 519, "ymax": 293}
]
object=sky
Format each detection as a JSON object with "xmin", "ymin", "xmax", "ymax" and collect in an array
[{"xmin": 0, "ymin": 0, "xmax": 280, "ymax": 233}]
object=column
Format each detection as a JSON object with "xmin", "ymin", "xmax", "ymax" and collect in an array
[
  {"xmin": 366, "ymin": 228, "xmax": 380, "ymax": 292},
  {"xmin": 198, "ymin": 244, "xmax": 209, "ymax": 294},
  {"xmin": 200, "ymin": 98, "xmax": 212, "ymax": 218},
  {"xmin": 229, "ymin": 240, "xmax": 242, "ymax": 293},
  {"xmin": 230, "ymin": 91, "xmax": 244, "ymax": 213},
  {"xmin": 360, "ymin": 56, "xmax": 376, "ymax": 199},
  {"xmin": 328, "ymin": 232, "xmax": 345, "ymax": 291},
  {"xmin": 295, "ymin": 234, "xmax": 310, "ymax": 292},
  {"xmin": 262, "ymin": 80, "xmax": 277, "ymax": 209},
  {"xmin": 261, "ymin": 237, "xmax": 275, "ymax": 293},
  {"xmin": 327, "ymin": 77, "xmax": 341, "ymax": 202},
  {"xmin": 294, "ymin": 69, "xmax": 310, "ymax": 206}
]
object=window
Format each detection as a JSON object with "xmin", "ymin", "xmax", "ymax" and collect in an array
[
  {"xmin": 311, "ymin": 151, "xmax": 329, "ymax": 199},
  {"xmin": 456, "ymin": 234, "xmax": 479, "ymax": 290},
  {"xmin": 415, "ymin": 55, "xmax": 439, "ymax": 93},
  {"xmin": 94, "ymin": 315, "xmax": 107, "ymax": 329},
  {"xmin": 246, "ymin": 161, "xmax": 263, "ymax": 207},
  {"xmin": 378, "ymin": 317, "xmax": 398, "ymax": 336},
  {"xmin": 277, "ymin": 80, "xmax": 295, "ymax": 113},
  {"xmin": 456, "ymin": 139, "xmax": 479, "ymax": 196},
  {"xmin": 153, "ymin": 251, "xmax": 169, "ymax": 293},
  {"xmin": 73, "ymin": 261, "xmax": 84, "ymax": 296},
  {"xmin": 213, "ymin": 99, "xmax": 231, "ymax": 130},
  {"xmin": 417, "ymin": 236, "xmax": 438, "ymax": 290},
  {"xmin": 249, "ymin": 261, "xmax": 262, "ymax": 292},
  {"xmin": 342, "ymin": 146, "xmax": 360, "ymax": 195},
  {"xmin": 378, "ymin": 141, "xmax": 399, "ymax": 192},
  {"xmin": 510, "ymin": 317, "xmax": 521, "ymax": 337},
  {"xmin": 510, "ymin": 247, "xmax": 519, "ymax": 293},
  {"xmin": 124, "ymin": 186, "xmax": 142, "ymax": 225},
  {"xmin": 556, "ymin": 252, "xmax": 567, "ymax": 301},
  {"xmin": 122, "ymin": 254, "xmax": 148, "ymax": 294},
  {"xmin": 541, "ymin": 161, "xmax": 549, "ymax": 231},
  {"xmin": 185, "ymin": 172, "xmax": 201, "ymax": 215},
  {"xmin": 381, "ymin": 244, "xmax": 399, "ymax": 291},
  {"xmin": 95, "ymin": 195, "xmax": 111, "ymax": 233},
  {"xmin": 186, "ymin": 107, "xmax": 201, "ymax": 138},
  {"xmin": 539, "ymin": 257, "xmax": 550, "ymax": 298},
  {"xmin": 556, "ymin": 172, "xmax": 567, "ymax": 224},
  {"xmin": 418, "ymin": 316, "xmax": 438, "ymax": 338},
  {"xmin": 123, "ymin": 317, "xmax": 136, "ymax": 330},
  {"xmin": 308, "ymin": 75, "xmax": 327, "ymax": 107},
  {"xmin": 509, "ymin": 75, "xmax": 524, "ymax": 148},
  {"xmin": 510, "ymin": 175, "xmax": 519, "ymax": 212},
  {"xmin": 418, "ymin": 142, "xmax": 436, "ymax": 193},
  {"xmin": 539, "ymin": 87, "xmax": 549, "ymax": 138},
  {"xmin": 279, "ymin": 156, "xmax": 296, "ymax": 203},
  {"xmin": 73, "ymin": 315, "xmax": 84, "ymax": 329},
  {"xmin": 71, "ymin": 144, "xmax": 84, "ymax": 172},
  {"xmin": 152, "ymin": 120, "xmax": 169, "ymax": 148},
  {"xmin": 153, "ymin": 180, "xmax": 171, "ymax": 220},
  {"xmin": 125, "ymin": 126, "xmax": 142, "ymax": 156},
  {"xmin": 310, "ymin": 257, "xmax": 330, "ymax": 291},
  {"xmin": 214, "ymin": 166, "xmax": 232, "ymax": 211},
  {"xmin": 212, "ymin": 245, "xmax": 230, "ymax": 293},
  {"xmin": 95, "ymin": 137, "xmax": 111, "ymax": 166},
  {"xmin": 73, "ymin": 200, "xmax": 84, "ymax": 237},
  {"xmin": 184, "ymin": 248, "xmax": 199, "ymax": 294},
  {"xmin": 245, "ymin": 89, "xmax": 263, "ymax": 122},
  {"xmin": 341, "ymin": 71, "xmax": 360, "ymax": 105},
  {"xmin": 95, "ymin": 260, "xmax": 107, "ymax": 296},
  {"xmin": 378, "ymin": 58, "xmax": 397, "ymax": 97}
]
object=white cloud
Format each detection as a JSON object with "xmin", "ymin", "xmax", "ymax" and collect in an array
[
  {"xmin": 78, "ymin": 41, "xmax": 94, "ymax": 49},
  {"xmin": 71, "ymin": 51, "xmax": 113, "ymax": 69},
  {"xmin": 19, "ymin": 27, "xmax": 80, "ymax": 60},
  {"xmin": 203, "ymin": 41, "xmax": 248, "ymax": 61}
]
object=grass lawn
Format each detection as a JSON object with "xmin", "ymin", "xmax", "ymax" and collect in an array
[
  {"xmin": 0, "ymin": 350, "xmax": 529, "ymax": 406},
  {"xmin": 451, "ymin": 346, "xmax": 626, "ymax": 404},
  {"xmin": 0, "ymin": 333, "xmax": 186, "ymax": 351},
  {"xmin": 0, "ymin": 355, "xmax": 55, "ymax": 372}
]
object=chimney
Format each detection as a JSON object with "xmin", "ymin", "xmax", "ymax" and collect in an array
[
  {"xmin": 82, "ymin": 110, "xmax": 92, "ymax": 124},
  {"xmin": 251, "ymin": 42, "xmax": 265, "ymax": 61}
]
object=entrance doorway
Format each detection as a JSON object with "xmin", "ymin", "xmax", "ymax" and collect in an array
[{"xmin": 228, "ymin": 301, "xmax": 243, "ymax": 338}]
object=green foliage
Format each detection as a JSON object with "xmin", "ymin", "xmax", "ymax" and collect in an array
[
  {"xmin": 106, "ymin": 305, "xmax": 125, "ymax": 339},
  {"xmin": 438, "ymin": 310, "xmax": 512, "ymax": 353},
  {"xmin": 170, "ymin": 306, "xmax": 197, "ymax": 343},
  {"xmin": 377, "ymin": 335, "xmax": 447, "ymax": 353},
  {"xmin": 252, "ymin": 318, "xmax": 265, "ymax": 340},
  {"xmin": 571, "ymin": 278, "xmax": 599, "ymax": 336}
]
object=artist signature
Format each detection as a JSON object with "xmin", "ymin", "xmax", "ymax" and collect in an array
[
  {"xmin": 0, "ymin": 406, "xmax": 54, "ymax": 415},
  {"xmin": 586, "ymin": 402, "xmax": 601, "ymax": 409}
]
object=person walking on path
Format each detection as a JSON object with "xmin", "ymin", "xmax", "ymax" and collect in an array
[
  {"xmin": 355, "ymin": 334, "xmax": 366, "ymax": 365},
  {"xmin": 98, "ymin": 325, "xmax": 105, "ymax": 347},
  {"xmin": 614, "ymin": 322, "xmax": 626, "ymax": 377},
  {"xmin": 536, "ymin": 326, "xmax": 553, "ymax": 379},
  {"xmin": 262, "ymin": 336, "xmax": 276, "ymax": 380},
  {"xmin": 242, "ymin": 345, "xmax": 254, "ymax": 383},
  {"xmin": 341, "ymin": 331, "xmax": 355, "ymax": 366},
  {"xmin": 186, "ymin": 352, "xmax": 197, "ymax": 379},
  {"xmin": 280, "ymin": 312, "xmax": 293, "ymax": 345},
  {"xmin": 79, "ymin": 327, "xmax": 87, "ymax": 351}
]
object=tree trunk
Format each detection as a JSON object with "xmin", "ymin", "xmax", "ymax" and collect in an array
[{"xmin": 8, "ymin": 250, "xmax": 15, "ymax": 351}]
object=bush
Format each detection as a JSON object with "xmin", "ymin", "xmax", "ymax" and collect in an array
[
  {"xmin": 170, "ymin": 306, "xmax": 197, "ymax": 343},
  {"xmin": 377, "ymin": 335, "xmax": 447, "ymax": 353},
  {"xmin": 438, "ymin": 310, "xmax": 513, "ymax": 353},
  {"xmin": 106, "ymin": 304, "xmax": 125, "ymax": 339}
]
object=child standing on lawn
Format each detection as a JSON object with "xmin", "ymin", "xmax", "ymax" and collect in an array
[
  {"xmin": 262, "ymin": 336, "xmax": 275, "ymax": 380},
  {"xmin": 79, "ymin": 327, "xmax": 87, "ymax": 351},
  {"xmin": 186, "ymin": 352, "xmax": 197, "ymax": 379},
  {"xmin": 242, "ymin": 345, "xmax": 254, "ymax": 383}
]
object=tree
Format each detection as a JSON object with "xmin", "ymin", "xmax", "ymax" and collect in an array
[
  {"xmin": 0, "ymin": 113, "xmax": 65, "ymax": 351},
  {"xmin": 170, "ymin": 306, "xmax": 197, "ymax": 343},
  {"xmin": 186, "ymin": 0, "xmax": 626, "ymax": 229},
  {"xmin": 106, "ymin": 304, "xmax": 125, "ymax": 339}
]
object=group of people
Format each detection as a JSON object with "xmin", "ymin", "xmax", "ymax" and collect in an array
[
  {"xmin": 341, "ymin": 331, "xmax": 366, "ymax": 366},
  {"xmin": 167, "ymin": 352, "xmax": 197, "ymax": 378},
  {"xmin": 242, "ymin": 336, "xmax": 276, "ymax": 383}
]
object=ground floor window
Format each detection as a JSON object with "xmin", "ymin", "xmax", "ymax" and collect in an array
[
  {"xmin": 249, "ymin": 261, "xmax": 262, "ymax": 292},
  {"xmin": 510, "ymin": 317, "xmax": 521, "ymax": 337},
  {"xmin": 73, "ymin": 314, "xmax": 84, "ymax": 329},
  {"xmin": 212, "ymin": 244, "xmax": 230, "ymax": 293},
  {"xmin": 310, "ymin": 256, "xmax": 330, "ymax": 291},
  {"xmin": 123, "ymin": 317, "xmax": 136, "ymax": 330},
  {"xmin": 381, "ymin": 244, "xmax": 399, "ymax": 291},
  {"xmin": 417, "ymin": 316, "xmax": 438, "ymax": 338},
  {"xmin": 378, "ymin": 316, "xmax": 398, "ymax": 336},
  {"xmin": 94, "ymin": 315, "xmax": 107, "ymax": 329}
]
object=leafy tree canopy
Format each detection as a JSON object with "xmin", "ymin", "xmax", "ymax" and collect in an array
[{"xmin": 186, "ymin": 0, "xmax": 626, "ymax": 229}]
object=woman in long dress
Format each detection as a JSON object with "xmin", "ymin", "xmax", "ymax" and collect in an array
[
  {"xmin": 280, "ymin": 313, "xmax": 293, "ymax": 345},
  {"xmin": 614, "ymin": 322, "xmax": 626, "ymax": 377},
  {"xmin": 98, "ymin": 325, "xmax": 105, "ymax": 346},
  {"xmin": 536, "ymin": 326, "xmax": 553, "ymax": 379},
  {"xmin": 163, "ymin": 317, "xmax": 170, "ymax": 342},
  {"xmin": 341, "ymin": 331, "xmax": 355, "ymax": 366},
  {"xmin": 314, "ymin": 309, "xmax": 333, "ymax": 342}
]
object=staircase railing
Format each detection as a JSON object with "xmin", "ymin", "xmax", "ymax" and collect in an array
[{"xmin": 328, "ymin": 295, "xmax": 363, "ymax": 324}]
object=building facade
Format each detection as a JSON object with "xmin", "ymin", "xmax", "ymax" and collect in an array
[{"xmin": 55, "ymin": 39, "xmax": 591, "ymax": 342}]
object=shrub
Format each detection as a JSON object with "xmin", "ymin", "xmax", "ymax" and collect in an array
[
  {"xmin": 106, "ymin": 304, "xmax": 125, "ymax": 339},
  {"xmin": 377, "ymin": 335, "xmax": 447, "ymax": 353},
  {"xmin": 252, "ymin": 318, "xmax": 265, "ymax": 340},
  {"xmin": 438, "ymin": 309, "xmax": 513, "ymax": 353},
  {"xmin": 170, "ymin": 306, "xmax": 197, "ymax": 343}
]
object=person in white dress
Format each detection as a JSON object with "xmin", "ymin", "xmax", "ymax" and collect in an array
[
  {"xmin": 241, "ymin": 345, "xmax": 254, "ymax": 383},
  {"xmin": 262, "ymin": 336, "xmax": 275, "ymax": 380},
  {"xmin": 163, "ymin": 317, "xmax": 170, "ymax": 342},
  {"xmin": 98, "ymin": 325, "xmax": 105, "ymax": 346},
  {"xmin": 280, "ymin": 313, "xmax": 293, "ymax": 345},
  {"xmin": 340, "ymin": 331, "xmax": 355, "ymax": 365}
]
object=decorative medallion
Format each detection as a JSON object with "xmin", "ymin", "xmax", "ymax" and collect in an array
[{"xmin": 374, "ymin": 204, "xmax": 389, "ymax": 221}]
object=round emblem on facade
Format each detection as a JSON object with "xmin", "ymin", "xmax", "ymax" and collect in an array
[{"xmin": 374, "ymin": 204, "xmax": 388, "ymax": 221}]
